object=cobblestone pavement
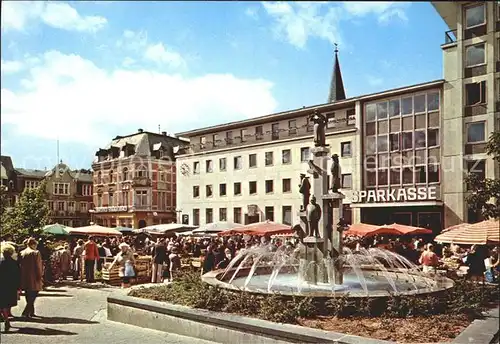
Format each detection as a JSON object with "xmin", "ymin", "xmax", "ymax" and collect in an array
[{"xmin": 0, "ymin": 285, "xmax": 217, "ymax": 344}]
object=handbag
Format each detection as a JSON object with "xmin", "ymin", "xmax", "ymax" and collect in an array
[{"xmin": 124, "ymin": 261, "xmax": 135, "ymax": 277}]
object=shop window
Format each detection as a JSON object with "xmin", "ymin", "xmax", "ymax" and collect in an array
[
  {"xmin": 465, "ymin": 81, "xmax": 486, "ymax": 106},
  {"xmin": 417, "ymin": 213, "xmax": 442, "ymax": 233},
  {"xmin": 249, "ymin": 181, "xmax": 257, "ymax": 195},
  {"xmin": 466, "ymin": 122, "xmax": 486, "ymax": 143},
  {"xmin": 366, "ymin": 122, "xmax": 376, "ymax": 136},
  {"xmin": 265, "ymin": 206, "xmax": 274, "ymax": 221},
  {"xmin": 378, "ymin": 154, "xmax": 390, "ymax": 168},
  {"xmin": 465, "ymin": 44, "xmax": 485, "ymax": 67},
  {"xmin": 465, "ymin": 3, "xmax": 486, "ymax": 29}
]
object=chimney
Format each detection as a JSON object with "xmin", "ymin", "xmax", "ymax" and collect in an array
[
  {"xmin": 138, "ymin": 128, "xmax": 144, "ymax": 133},
  {"xmin": 162, "ymin": 131, "xmax": 167, "ymax": 136}
]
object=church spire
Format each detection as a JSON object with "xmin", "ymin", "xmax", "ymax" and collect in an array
[{"xmin": 327, "ymin": 43, "xmax": 346, "ymax": 103}]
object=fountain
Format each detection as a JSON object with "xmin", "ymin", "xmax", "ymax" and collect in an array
[{"xmin": 202, "ymin": 110, "xmax": 453, "ymax": 297}]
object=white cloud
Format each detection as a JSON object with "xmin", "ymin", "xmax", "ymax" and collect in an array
[
  {"xmin": 122, "ymin": 57, "xmax": 136, "ymax": 68},
  {"xmin": 116, "ymin": 30, "xmax": 148, "ymax": 50},
  {"xmin": 1, "ymin": 51, "xmax": 278, "ymax": 145},
  {"xmin": 367, "ymin": 75, "xmax": 384, "ymax": 87},
  {"xmin": 144, "ymin": 43, "xmax": 186, "ymax": 69},
  {"xmin": 1, "ymin": 60, "xmax": 24, "ymax": 74},
  {"xmin": 261, "ymin": 1, "xmax": 409, "ymax": 48},
  {"xmin": 1, "ymin": 1, "xmax": 107, "ymax": 33},
  {"xmin": 245, "ymin": 7, "xmax": 259, "ymax": 20}
]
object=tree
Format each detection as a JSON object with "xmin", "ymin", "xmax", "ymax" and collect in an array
[
  {"xmin": 1, "ymin": 182, "xmax": 51, "ymax": 239},
  {"xmin": 465, "ymin": 132, "xmax": 500, "ymax": 220}
]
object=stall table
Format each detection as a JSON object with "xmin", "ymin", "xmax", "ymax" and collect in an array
[{"xmin": 102, "ymin": 255, "xmax": 152, "ymax": 286}]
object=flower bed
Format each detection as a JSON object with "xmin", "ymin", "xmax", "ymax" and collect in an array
[{"xmin": 128, "ymin": 269, "xmax": 499, "ymax": 343}]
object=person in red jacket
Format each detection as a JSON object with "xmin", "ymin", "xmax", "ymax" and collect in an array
[{"xmin": 83, "ymin": 236, "xmax": 99, "ymax": 283}]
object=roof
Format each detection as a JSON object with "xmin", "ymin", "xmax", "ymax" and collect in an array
[
  {"xmin": 175, "ymin": 79, "xmax": 445, "ymax": 137},
  {"xmin": 0, "ymin": 156, "xmax": 14, "ymax": 172},
  {"xmin": 328, "ymin": 47, "xmax": 346, "ymax": 103},
  {"xmin": 15, "ymin": 168, "xmax": 47, "ymax": 179},
  {"xmin": 18, "ymin": 163, "xmax": 92, "ymax": 182}
]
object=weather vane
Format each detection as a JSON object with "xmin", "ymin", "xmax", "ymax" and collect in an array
[{"xmin": 334, "ymin": 43, "xmax": 338, "ymax": 53}]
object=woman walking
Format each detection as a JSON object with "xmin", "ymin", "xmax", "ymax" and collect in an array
[
  {"xmin": 19, "ymin": 238, "xmax": 44, "ymax": 318},
  {"xmin": 0, "ymin": 243, "xmax": 21, "ymax": 332},
  {"xmin": 108, "ymin": 243, "xmax": 136, "ymax": 288}
]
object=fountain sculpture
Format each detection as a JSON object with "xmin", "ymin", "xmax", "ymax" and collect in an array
[{"xmin": 202, "ymin": 110, "xmax": 453, "ymax": 297}]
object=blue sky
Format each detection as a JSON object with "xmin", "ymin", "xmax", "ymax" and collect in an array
[{"xmin": 1, "ymin": 1, "xmax": 448, "ymax": 170}]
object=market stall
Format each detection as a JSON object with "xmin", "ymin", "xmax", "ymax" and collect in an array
[
  {"xmin": 102, "ymin": 255, "xmax": 152, "ymax": 286},
  {"xmin": 434, "ymin": 219, "xmax": 500, "ymax": 245},
  {"xmin": 135, "ymin": 223, "xmax": 197, "ymax": 236},
  {"xmin": 218, "ymin": 220, "xmax": 293, "ymax": 237},
  {"xmin": 68, "ymin": 224, "xmax": 123, "ymax": 237},
  {"xmin": 192, "ymin": 222, "xmax": 243, "ymax": 236}
]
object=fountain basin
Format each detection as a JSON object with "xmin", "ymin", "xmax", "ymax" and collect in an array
[{"xmin": 202, "ymin": 266, "xmax": 454, "ymax": 298}]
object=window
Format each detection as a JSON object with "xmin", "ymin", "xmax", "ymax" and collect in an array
[
  {"xmin": 193, "ymin": 186, "xmax": 200, "ymax": 198},
  {"xmin": 402, "ymin": 167, "xmax": 413, "ymax": 184},
  {"xmin": 467, "ymin": 122, "xmax": 486, "ymax": 143},
  {"xmin": 219, "ymin": 208, "xmax": 227, "ymax": 221},
  {"xmin": 465, "ymin": 3, "xmax": 485, "ymax": 29},
  {"xmin": 341, "ymin": 142, "xmax": 351, "ymax": 157},
  {"xmin": 282, "ymin": 206, "xmax": 292, "ymax": 225},
  {"xmin": 135, "ymin": 190, "xmax": 148, "ymax": 206},
  {"xmin": 366, "ymin": 136, "xmax": 376, "ymax": 154},
  {"xmin": 206, "ymin": 185, "xmax": 213, "ymax": 197},
  {"xmin": 249, "ymin": 154, "xmax": 257, "ymax": 168},
  {"xmin": 366, "ymin": 171, "xmax": 376, "ymax": 186},
  {"xmin": 466, "ymin": 44, "xmax": 485, "ymax": 67},
  {"xmin": 265, "ymin": 152, "xmax": 273, "ymax": 166},
  {"xmin": 255, "ymin": 126, "xmax": 263, "ymax": 140},
  {"xmin": 466, "ymin": 81, "xmax": 486, "ymax": 105},
  {"xmin": 427, "ymin": 92, "xmax": 439, "ymax": 111},
  {"xmin": 240, "ymin": 129, "xmax": 247, "ymax": 142},
  {"xmin": 193, "ymin": 209, "xmax": 200, "ymax": 226},
  {"xmin": 347, "ymin": 108, "xmax": 356, "ymax": 126},
  {"xmin": 265, "ymin": 206, "xmax": 274, "ymax": 221},
  {"xmin": 467, "ymin": 160, "xmax": 486, "ymax": 190},
  {"xmin": 212, "ymin": 134, "xmax": 219, "ymax": 147},
  {"xmin": 206, "ymin": 160, "xmax": 213, "ymax": 173},
  {"xmin": 121, "ymin": 168, "xmax": 128, "ymax": 181},
  {"xmin": 390, "ymin": 168, "xmax": 401, "ymax": 184},
  {"xmin": 341, "ymin": 174, "xmax": 352, "ymax": 189},
  {"xmin": 389, "ymin": 99, "xmax": 400, "ymax": 117},
  {"xmin": 327, "ymin": 112, "xmax": 336, "ymax": 128},
  {"xmin": 377, "ymin": 135, "xmax": 388, "ymax": 152},
  {"xmin": 234, "ymin": 182, "xmax": 241, "ymax": 195},
  {"xmin": 282, "ymin": 178, "xmax": 291, "ymax": 193},
  {"xmin": 402, "ymin": 132, "xmax": 413, "ymax": 150},
  {"xmin": 414, "ymin": 94, "xmax": 426, "ymax": 113},
  {"xmin": 205, "ymin": 208, "xmax": 213, "ymax": 223},
  {"xmin": 272, "ymin": 123, "xmax": 280, "ymax": 140},
  {"xmin": 53, "ymin": 183, "xmax": 70, "ymax": 195},
  {"xmin": 109, "ymin": 170, "xmax": 114, "ymax": 183},
  {"xmin": 193, "ymin": 162, "xmax": 200, "ymax": 174},
  {"xmin": 376, "ymin": 102, "xmax": 388, "ymax": 119},
  {"xmin": 25, "ymin": 180, "xmax": 39, "ymax": 189},
  {"xmin": 428, "ymin": 129, "xmax": 439, "ymax": 147},
  {"xmin": 219, "ymin": 183, "xmax": 227, "ymax": 196},
  {"xmin": 300, "ymin": 147, "xmax": 310, "ymax": 162},
  {"xmin": 108, "ymin": 192, "xmax": 114, "ymax": 206},
  {"xmin": 415, "ymin": 166, "xmax": 426, "ymax": 184},
  {"xmin": 428, "ymin": 164, "xmax": 440, "ymax": 183},
  {"xmin": 265, "ymin": 180, "xmax": 274, "ymax": 194},
  {"xmin": 80, "ymin": 202, "xmax": 88, "ymax": 212},
  {"xmin": 219, "ymin": 158, "xmax": 227, "ymax": 171},
  {"xmin": 288, "ymin": 119, "xmax": 297, "ymax": 134},
  {"xmin": 135, "ymin": 166, "xmax": 148, "ymax": 178},
  {"xmin": 97, "ymin": 194, "xmax": 102, "ymax": 207},
  {"xmin": 200, "ymin": 136, "xmax": 206, "ymax": 148},
  {"xmin": 226, "ymin": 131, "xmax": 233, "ymax": 144},
  {"xmin": 401, "ymin": 97, "xmax": 413, "ymax": 115},
  {"xmin": 366, "ymin": 104, "xmax": 376, "ymax": 122},
  {"xmin": 233, "ymin": 207, "xmax": 242, "ymax": 223},
  {"xmin": 389, "ymin": 133, "xmax": 400, "ymax": 151},
  {"xmin": 282, "ymin": 149, "xmax": 291, "ymax": 164},
  {"xmin": 97, "ymin": 171, "xmax": 102, "ymax": 184},
  {"xmin": 122, "ymin": 191, "xmax": 129, "ymax": 206},
  {"xmin": 249, "ymin": 181, "xmax": 257, "ymax": 195},
  {"xmin": 58, "ymin": 201, "xmax": 65, "ymax": 211},
  {"xmin": 414, "ymin": 130, "xmax": 426, "ymax": 149},
  {"xmin": 234, "ymin": 156, "xmax": 242, "ymax": 170}
]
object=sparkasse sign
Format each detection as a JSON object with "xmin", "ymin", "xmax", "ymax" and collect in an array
[{"xmin": 352, "ymin": 186, "xmax": 437, "ymax": 203}]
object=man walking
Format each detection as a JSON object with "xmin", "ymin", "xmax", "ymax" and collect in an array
[
  {"xmin": 151, "ymin": 238, "xmax": 167, "ymax": 283},
  {"xmin": 19, "ymin": 238, "xmax": 43, "ymax": 317},
  {"xmin": 83, "ymin": 236, "xmax": 99, "ymax": 283}
]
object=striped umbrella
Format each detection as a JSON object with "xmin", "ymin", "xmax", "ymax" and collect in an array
[{"xmin": 434, "ymin": 219, "xmax": 500, "ymax": 245}]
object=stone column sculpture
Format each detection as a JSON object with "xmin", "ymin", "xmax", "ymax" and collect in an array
[
  {"xmin": 299, "ymin": 174, "xmax": 311, "ymax": 211},
  {"xmin": 309, "ymin": 110, "xmax": 327, "ymax": 147},
  {"xmin": 330, "ymin": 154, "xmax": 341, "ymax": 193},
  {"xmin": 306, "ymin": 195, "xmax": 322, "ymax": 237}
]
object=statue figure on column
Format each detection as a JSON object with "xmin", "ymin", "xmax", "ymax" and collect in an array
[
  {"xmin": 306, "ymin": 195, "xmax": 322, "ymax": 237},
  {"xmin": 299, "ymin": 174, "xmax": 311, "ymax": 211},
  {"xmin": 309, "ymin": 110, "xmax": 327, "ymax": 147},
  {"xmin": 330, "ymin": 154, "xmax": 341, "ymax": 193}
]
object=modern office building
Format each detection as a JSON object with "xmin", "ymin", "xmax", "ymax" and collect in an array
[{"xmin": 91, "ymin": 130, "xmax": 187, "ymax": 228}]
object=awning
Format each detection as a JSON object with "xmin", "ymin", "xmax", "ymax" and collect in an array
[
  {"xmin": 378, "ymin": 223, "xmax": 433, "ymax": 235},
  {"xmin": 434, "ymin": 219, "xmax": 500, "ymax": 245},
  {"xmin": 344, "ymin": 223, "xmax": 432, "ymax": 237},
  {"xmin": 192, "ymin": 222, "xmax": 243, "ymax": 235},
  {"xmin": 218, "ymin": 220, "xmax": 293, "ymax": 237},
  {"xmin": 136, "ymin": 223, "xmax": 197, "ymax": 235},
  {"xmin": 69, "ymin": 225, "xmax": 122, "ymax": 237}
]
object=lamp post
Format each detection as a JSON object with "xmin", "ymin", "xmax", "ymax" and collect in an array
[{"xmin": 175, "ymin": 208, "xmax": 182, "ymax": 223}]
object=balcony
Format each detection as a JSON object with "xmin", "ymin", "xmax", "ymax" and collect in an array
[
  {"xmin": 444, "ymin": 29, "xmax": 456, "ymax": 45},
  {"xmin": 132, "ymin": 176, "xmax": 152, "ymax": 187}
]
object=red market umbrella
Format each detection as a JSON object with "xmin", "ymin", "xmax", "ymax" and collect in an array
[
  {"xmin": 344, "ymin": 223, "xmax": 400, "ymax": 238},
  {"xmin": 441, "ymin": 223, "xmax": 468, "ymax": 233},
  {"xmin": 219, "ymin": 220, "xmax": 293, "ymax": 237},
  {"xmin": 434, "ymin": 219, "xmax": 500, "ymax": 245},
  {"xmin": 379, "ymin": 223, "xmax": 433, "ymax": 235}
]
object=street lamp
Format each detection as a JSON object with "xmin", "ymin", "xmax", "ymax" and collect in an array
[{"xmin": 175, "ymin": 208, "xmax": 182, "ymax": 223}]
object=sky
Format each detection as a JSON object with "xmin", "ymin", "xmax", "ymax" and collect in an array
[{"xmin": 1, "ymin": 1, "xmax": 449, "ymax": 170}]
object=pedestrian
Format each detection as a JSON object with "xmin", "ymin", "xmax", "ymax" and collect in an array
[
  {"xmin": 0, "ymin": 243, "xmax": 21, "ymax": 332},
  {"xmin": 83, "ymin": 236, "xmax": 99, "ymax": 283},
  {"xmin": 19, "ymin": 237, "xmax": 43, "ymax": 318},
  {"xmin": 151, "ymin": 238, "xmax": 167, "ymax": 283},
  {"xmin": 108, "ymin": 242, "xmax": 136, "ymax": 288},
  {"xmin": 168, "ymin": 247, "xmax": 181, "ymax": 282},
  {"xmin": 73, "ymin": 239, "xmax": 84, "ymax": 281},
  {"xmin": 419, "ymin": 243, "xmax": 439, "ymax": 274}
]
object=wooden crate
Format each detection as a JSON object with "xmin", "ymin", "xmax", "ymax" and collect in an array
[{"xmin": 102, "ymin": 257, "xmax": 152, "ymax": 286}]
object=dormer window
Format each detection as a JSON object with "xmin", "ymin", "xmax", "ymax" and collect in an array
[{"xmin": 135, "ymin": 166, "xmax": 148, "ymax": 178}]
